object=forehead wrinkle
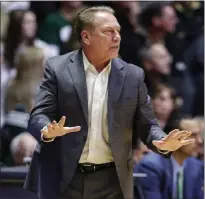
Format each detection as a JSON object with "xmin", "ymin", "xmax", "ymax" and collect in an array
[
  {"xmin": 102, "ymin": 23, "xmax": 121, "ymax": 29},
  {"xmin": 93, "ymin": 12, "xmax": 118, "ymax": 25}
]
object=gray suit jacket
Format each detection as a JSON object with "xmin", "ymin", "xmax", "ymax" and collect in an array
[{"xmin": 24, "ymin": 49, "xmax": 169, "ymax": 199}]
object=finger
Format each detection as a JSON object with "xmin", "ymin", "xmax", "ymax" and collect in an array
[
  {"xmin": 163, "ymin": 129, "xmax": 179, "ymax": 140},
  {"xmin": 178, "ymin": 131, "xmax": 192, "ymax": 141},
  {"xmin": 63, "ymin": 126, "xmax": 81, "ymax": 134},
  {"xmin": 174, "ymin": 131, "xmax": 191, "ymax": 140},
  {"xmin": 173, "ymin": 131, "xmax": 184, "ymax": 139},
  {"xmin": 152, "ymin": 140, "xmax": 165, "ymax": 147},
  {"xmin": 167, "ymin": 129, "xmax": 180, "ymax": 139},
  {"xmin": 52, "ymin": 120, "xmax": 58, "ymax": 130},
  {"xmin": 181, "ymin": 139, "xmax": 195, "ymax": 145},
  {"xmin": 58, "ymin": 116, "xmax": 66, "ymax": 128},
  {"xmin": 47, "ymin": 123, "xmax": 53, "ymax": 132}
]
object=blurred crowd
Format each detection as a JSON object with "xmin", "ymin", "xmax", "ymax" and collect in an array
[{"xmin": 0, "ymin": 1, "xmax": 204, "ymax": 198}]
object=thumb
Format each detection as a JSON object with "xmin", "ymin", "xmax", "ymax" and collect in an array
[
  {"xmin": 63, "ymin": 126, "xmax": 81, "ymax": 134},
  {"xmin": 152, "ymin": 140, "xmax": 164, "ymax": 147}
]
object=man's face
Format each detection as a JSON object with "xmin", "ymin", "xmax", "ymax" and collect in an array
[
  {"xmin": 156, "ymin": 5, "xmax": 178, "ymax": 33},
  {"xmin": 178, "ymin": 121, "xmax": 203, "ymax": 157},
  {"xmin": 22, "ymin": 11, "xmax": 37, "ymax": 39},
  {"xmin": 161, "ymin": 6, "xmax": 178, "ymax": 33},
  {"xmin": 150, "ymin": 44, "xmax": 172, "ymax": 75},
  {"xmin": 152, "ymin": 89, "xmax": 174, "ymax": 118},
  {"xmin": 82, "ymin": 12, "xmax": 121, "ymax": 61}
]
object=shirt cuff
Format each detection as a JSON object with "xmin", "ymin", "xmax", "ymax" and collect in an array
[{"xmin": 157, "ymin": 148, "xmax": 170, "ymax": 154}]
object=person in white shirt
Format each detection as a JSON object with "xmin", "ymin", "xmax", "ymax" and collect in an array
[
  {"xmin": 4, "ymin": 9, "xmax": 59, "ymax": 70},
  {"xmin": 24, "ymin": 6, "xmax": 194, "ymax": 199}
]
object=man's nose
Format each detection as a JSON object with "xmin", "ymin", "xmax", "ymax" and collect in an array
[{"xmin": 113, "ymin": 31, "xmax": 121, "ymax": 42}]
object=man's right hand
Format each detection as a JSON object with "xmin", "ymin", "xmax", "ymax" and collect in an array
[{"xmin": 41, "ymin": 116, "xmax": 81, "ymax": 139}]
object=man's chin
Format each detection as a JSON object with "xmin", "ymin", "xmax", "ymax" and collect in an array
[{"xmin": 109, "ymin": 52, "xmax": 119, "ymax": 59}]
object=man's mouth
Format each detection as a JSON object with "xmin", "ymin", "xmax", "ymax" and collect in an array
[{"xmin": 110, "ymin": 46, "xmax": 119, "ymax": 49}]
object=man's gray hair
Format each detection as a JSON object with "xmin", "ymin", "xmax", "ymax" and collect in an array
[{"xmin": 74, "ymin": 6, "xmax": 115, "ymax": 41}]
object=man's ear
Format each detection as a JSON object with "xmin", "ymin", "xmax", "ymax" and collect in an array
[{"xmin": 81, "ymin": 30, "xmax": 90, "ymax": 45}]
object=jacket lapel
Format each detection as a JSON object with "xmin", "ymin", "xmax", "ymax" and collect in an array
[
  {"xmin": 67, "ymin": 50, "xmax": 88, "ymax": 124},
  {"xmin": 107, "ymin": 58, "xmax": 125, "ymax": 134}
]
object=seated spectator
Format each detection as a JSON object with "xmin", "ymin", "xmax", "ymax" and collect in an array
[
  {"xmin": 4, "ymin": 9, "xmax": 58, "ymax": 70},
  {"xmin": 138, "ymin": 2, "xmax": 178, "ymax": 45},
  {"xmin": 10, "ymin": 132, "xmax": 37, "ymax": 165},
  {"xmin": 60, "ymin": 3, "xmax": 88, "ymax": 54},
  {"xmin": 134, "ymin": 118, "xmax": 204, "ymax": 199},
  {"xmin": 138, "ymin": 2, "xmax": 196, "ymax": 116},
  {"xmin": 37, "ymin": 1, "xmax": 84, "ymax": 54},
  {"xmin": 0, "ymin": 47, "xmax": 44, "ymax": 166},
  {"xmin": 139, "ymin": 43, "xmax": 172, "ymax": 94},
  {"xmin": 116, "ymin": 1, "xmax": 178, "ymax": 67},
  {"xmin": 151, "ymin": 83, "xmax": 183, "ymax": 133},
  {"xmin": 111, "ymin": 2, "xmax": 143, "ymax": 65},
  {"xmin": 166, "ymin": 1, "xmax": 204, "ymax": 71},
  {"xmin": 1, "ymin": 42, "xmax": 17, "ymax": 127},
  {"xmin": 5, "ymin": 46, "xmax": 44, "ymax": 113},
  {"xmin": 183, "ymin": 33, "xmax": 204, "ymax": 116},
  {"xmin": 133, "ymin": 140, "xmax": 150, "ymax": 166}
]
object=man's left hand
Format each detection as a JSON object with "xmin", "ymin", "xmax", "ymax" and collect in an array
[{"xmin": 152, "ymin": 129, "xmax": 195, "ymax": 151}]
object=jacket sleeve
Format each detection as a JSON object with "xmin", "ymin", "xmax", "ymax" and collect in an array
[
  {"xmin": 134, "ymin": 160, "xmax": 164, "ymax": 199},
  {"xmin": 133, "ymin": 68, "xmax": 171, "ymax": 158},
  {"xmin": 27, "ymin": 59, "xmax": 58, "ymax": 141}
]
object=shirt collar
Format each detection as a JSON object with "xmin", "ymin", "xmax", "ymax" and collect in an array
[
  {"xmin": 82, "ymin": 51, "xmax": 112, "ymax": 73},
  {"xmin": 171, "ymin": 156, "xmax": 185, "ymax": 172}
]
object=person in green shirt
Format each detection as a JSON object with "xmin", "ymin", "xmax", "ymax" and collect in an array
[{"xmin": 38, "ymin": 2, "xmax": 84, "ymax": 50}]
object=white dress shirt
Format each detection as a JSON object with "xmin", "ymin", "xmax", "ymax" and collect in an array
[{"xmin": 79, "ymin": 52, "xmax": 113, "ymax": 164}]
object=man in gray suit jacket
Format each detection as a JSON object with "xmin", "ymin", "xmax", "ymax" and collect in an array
[{"xmin": 24, "ymin": 6, "xmax": 194, "ymax": 199}]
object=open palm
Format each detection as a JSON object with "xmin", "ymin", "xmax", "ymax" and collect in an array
[
  {"xmin": 41, "ymin": 116, "xmax": 81, "ymax": 139},
  {"xmin": 152, "ymin": 129, "xmax": 194, "ymax": 151}
]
